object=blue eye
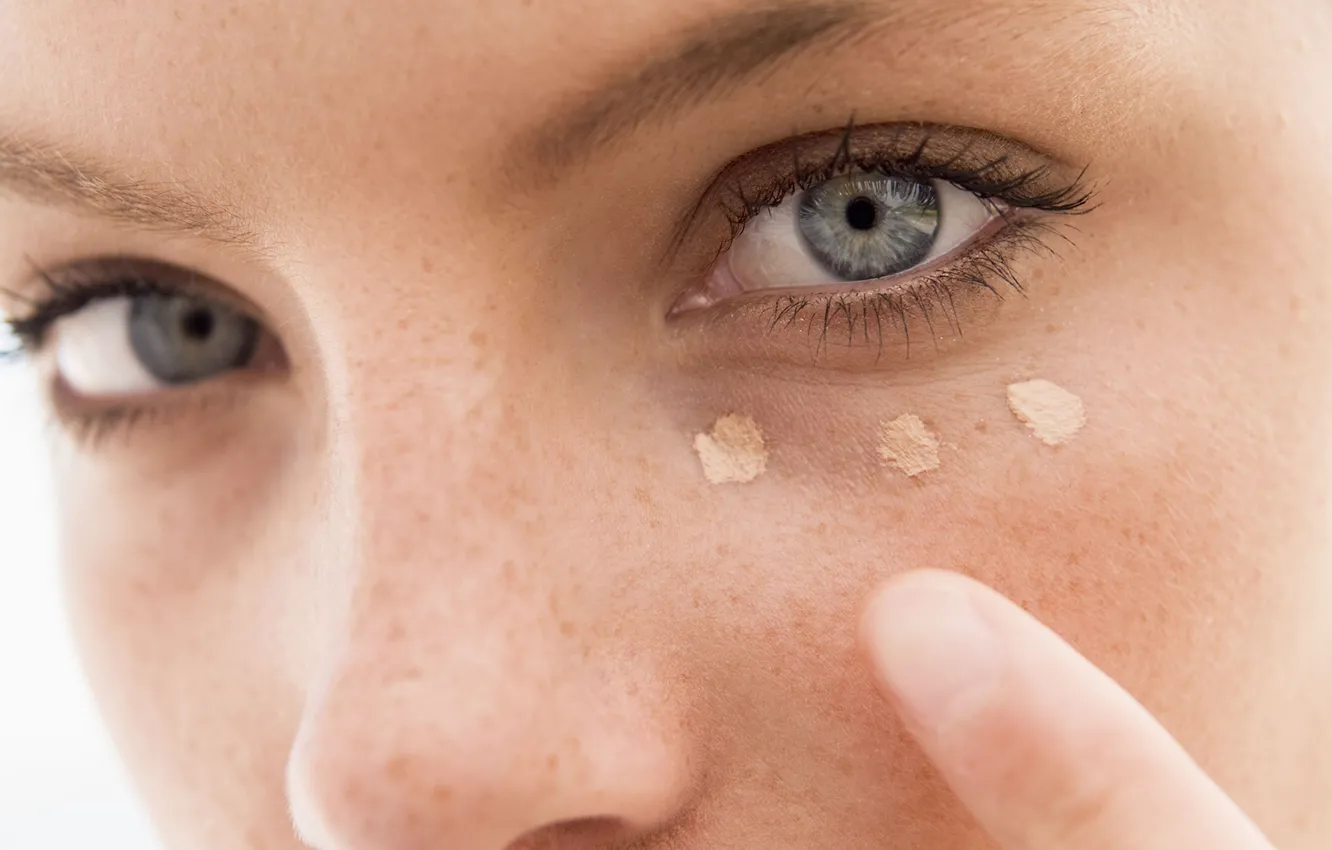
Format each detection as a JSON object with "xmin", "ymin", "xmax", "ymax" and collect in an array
[
  {"xmin": 674, "ymin": 170, "xmax": 1000, "ymax": 313},
  {"xmin": 796, "ymin": 174, "xmax": 942, "ymax": 281},
  {"xmin": 127, "ymin": 294, "xmax": 259, "ymax": 385},
  {"xmin": 52, "ymin": 292, "xmax": 261, "ymax": 397}
]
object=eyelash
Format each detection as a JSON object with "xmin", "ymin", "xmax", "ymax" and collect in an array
[
  {"xmin": 2, "ymin": 264, "xmax": 177, "ymax": 357},
  {"xmin": 714, "ymin": 121, "xmax": 1092, "ymax": 250},
  {"xmin": 683, "ymin": 120, "xmax": 1094, "ymax": 351},
  {"xmin": 761, "ymin": 219, "xmax": 1063, "ymax": 360}
]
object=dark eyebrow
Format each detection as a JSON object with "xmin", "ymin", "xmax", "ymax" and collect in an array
[
  {"xmin": 518, "ymin": 1, "xmax": 876, "ymax": 177},
  {"xmin": 0, "ymin": 132, "xmax": 261, "ymax": 249}
]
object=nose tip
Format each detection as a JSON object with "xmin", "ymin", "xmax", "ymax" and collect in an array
[{"xmin": 284, "ymin": 656, "xmax": 695, "ymax": 850}]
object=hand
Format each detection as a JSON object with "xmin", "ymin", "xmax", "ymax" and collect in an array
[{"xmin": 859, "ymin": 569, "xmax": 1275, "ymax": 849}]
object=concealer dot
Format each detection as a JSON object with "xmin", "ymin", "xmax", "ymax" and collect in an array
[
  {"xmin": 878, "ymin": 414, "xmax": 941, "ymax": 477},
  {"xmin": 694, "ymin": 414, "xmax": 768, "ymax": 484},
  {"xmin": 1006, "ymin": 379, "xmax": 1086, "ymax": 446}
]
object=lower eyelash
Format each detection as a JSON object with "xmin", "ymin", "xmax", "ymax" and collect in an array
[
  {"xmin": 758, "ymin": 218, "xmax": 1067, "ymax": 361},
  {"xmin": 44, "ymin": 396, "xmax": 157, "ymax": 449}
]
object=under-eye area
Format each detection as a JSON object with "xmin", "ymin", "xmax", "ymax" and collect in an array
[{"xmin": 665, "ymin": 121, "xmax": 1093, "ymax": 369}]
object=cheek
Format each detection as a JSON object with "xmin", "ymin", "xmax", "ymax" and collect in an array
[
  {"xmin": 663, "ymin": 251, "xmax": 1330, "ymax": 810},
  {"xmin": 55, "ymin": 402, "xmax": 313, "ymax": 846}
]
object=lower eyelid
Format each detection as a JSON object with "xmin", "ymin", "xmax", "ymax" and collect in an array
[
  {"xmin": 672, "ymin": 211, "xmax": 1011, "ymax": 319},
  {"xmin": 45, "ymin": 366, "xmax": 284, "ymax": 449},
  {"xmin": 666, "ymin": 217, "xmax": 1065, "ymax": 373}
]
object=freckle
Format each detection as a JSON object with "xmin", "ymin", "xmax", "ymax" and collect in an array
[
  {"xmin": 974, "ymin": 420, "xmax": 989, "ymax": 433},
  {"xmin": 420, "ymin": 256, "xmax": 435, "ymax": 274},
  {"xmin": 469, "ymin": 329, "xmax": 487, "ymax": 347},
  {"xmin": 546, "ymin": 754, "xmax": 560, "ymax": 772},
  {"xmin": 835, "ymin": 754, "xmax": 856, "ymax": 778},
  {"xmin": 431, "ymin": 784, "xmax": 454, "ymax": 803},
  {"xmin": 386, "ymin": 755, "xmax": 411, "ymax": 780},
  {"xmin": 1045, "ymin": 323, "xmax": 1059, "ymax": 334},
  {"xmin": 559, "ymin": 620, "xmax": 576, "ymax": 637}
]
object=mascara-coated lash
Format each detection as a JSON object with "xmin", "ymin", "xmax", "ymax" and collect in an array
[
  {"xmin": 667, "ymin": 121, "xmax": 1093, "ymax": 367},
  {"xmin": 670, "ymin": 119, "xmax": 1093, "ymax": 265}
]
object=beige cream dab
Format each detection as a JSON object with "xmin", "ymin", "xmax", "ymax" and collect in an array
[
  {"xmin": 1006, "ymin": 379, "xmax": 1086, "ymax": 446},
  {"xmin": 694, "ymin": 414, "xmax": 768, "ymax": 484},
  {"xmin": 877, "ymin": 414, "xmax": 941, "ymax": 477}
]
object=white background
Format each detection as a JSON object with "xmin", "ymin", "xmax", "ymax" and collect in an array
[{"xmin": 0, "ymin": 366, "xmax": 158, "ymax": 849}]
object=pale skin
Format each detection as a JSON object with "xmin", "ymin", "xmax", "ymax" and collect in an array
[{"xmin": 1, "ymin": 0, "xmax": 1330, "ymax": 848}]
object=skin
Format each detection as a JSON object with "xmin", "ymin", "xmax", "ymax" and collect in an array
[{"xmin": 0, "ymin": 0, "xmax": 1330, "ymax": 847}]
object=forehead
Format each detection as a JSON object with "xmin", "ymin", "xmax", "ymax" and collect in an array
[{"xmin": 0, "ymin": 0, "xmax": 1213, "ymax": 238}]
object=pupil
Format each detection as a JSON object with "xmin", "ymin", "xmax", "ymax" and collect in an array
[
  {"xmin": 181, "ymin": 308, "xmax": 215, "ymax": 341},
  {"xmin": 844, "ymin": 196, "xmax": 878, "ymax": 231}
]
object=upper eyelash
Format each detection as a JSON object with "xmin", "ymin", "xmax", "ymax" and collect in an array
[
  {"xmin": 677, "ymin": 118, "xmax": 1096, "ymax": 261},
  {"xmin": 1, "ymin": 261, "xmax": 178, "ymax": 356}
]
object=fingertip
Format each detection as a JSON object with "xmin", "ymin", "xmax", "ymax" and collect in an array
[{"xmin": 860, "ymin": 569, "xmax": 1006, "ymax": 733}]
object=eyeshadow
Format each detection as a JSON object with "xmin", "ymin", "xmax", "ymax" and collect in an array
[
  {"xmin": 877, "ymin": 414, "xmax": 940, "ymax": 477},
  {"xmin": 694, "ymin": 414, "xmax": 768, "ymax": 483},
  {"xmin": 1006, "ymin": 379, "xmax": 1086, "ymax": 446}
]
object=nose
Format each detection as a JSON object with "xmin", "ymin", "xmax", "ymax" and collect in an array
[
  {"xmin": 287, "ymin": 618, "xmax": 694, "ymax": 850},
  {"xmin": 284, "ymin": 375, "xmax": 696, "ymax": 850}
]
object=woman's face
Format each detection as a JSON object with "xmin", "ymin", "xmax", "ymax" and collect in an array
[{"xmin": 2, "ymin": 1, "xmax": 1331, "ymax": 848}]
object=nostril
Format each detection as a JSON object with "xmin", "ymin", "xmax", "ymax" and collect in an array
[{"xmin": 508, "ymin": 816, "xmax": 642, "ymax": 850}]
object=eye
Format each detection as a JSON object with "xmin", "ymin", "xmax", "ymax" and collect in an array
[
  {"xmin": 51, "ymin": 291, "xmax": 263, "ymax": 397},
  {"xmin": 675, "ymin": 172, "xmax": 1000, "ymax": 312}
]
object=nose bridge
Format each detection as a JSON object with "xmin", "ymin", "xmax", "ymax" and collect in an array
[
  {"xmin": 286, "ymin": 343, "xmax": 694, "ymax": 848},
  {"xmin": 326, "ymin": 303, "xmax": 551, "ymax": 601}
]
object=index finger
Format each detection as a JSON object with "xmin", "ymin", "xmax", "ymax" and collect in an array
[{"xmin": 860, "ymin": 569, "xmax": 1274, "ymax": 850}]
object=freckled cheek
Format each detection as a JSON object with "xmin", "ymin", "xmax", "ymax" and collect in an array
[{"xmin": 660, "ymin": 366, "xmax": 1244, "ymax": 684}]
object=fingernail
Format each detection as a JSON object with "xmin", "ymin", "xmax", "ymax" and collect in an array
[{"xmin": 864, "ymin": 578, "xmax": 1004, "ymax": 730}]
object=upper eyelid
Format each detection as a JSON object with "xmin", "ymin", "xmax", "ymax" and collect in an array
[
  {"xmin": 2, "ymin": 257, "xmax": 261, "ymax": 348},
  {"xmin": 664, "ymin": 121, "xmax": 1094, "ymax": 261}
]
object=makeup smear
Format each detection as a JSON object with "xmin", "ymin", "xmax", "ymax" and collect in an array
[
  {"xmin": 694, "ymin": 414, "xmax": 768, "ymax": 484},
  {"xmin": 1006, "ymin": 379, "xmax": 1086, "ymax": 446},
  {"xmin": 877, "ymin": 414, "xmax": 941, "ymax": 477}
]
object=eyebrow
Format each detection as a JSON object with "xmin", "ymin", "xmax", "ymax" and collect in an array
[
  {"xmin": 0, "ymin": 132, "xmax": 261, "ymax": 249},
  {"xmin": 518, "ymin": 1, "xmax": 878, "ymax": 176}
]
